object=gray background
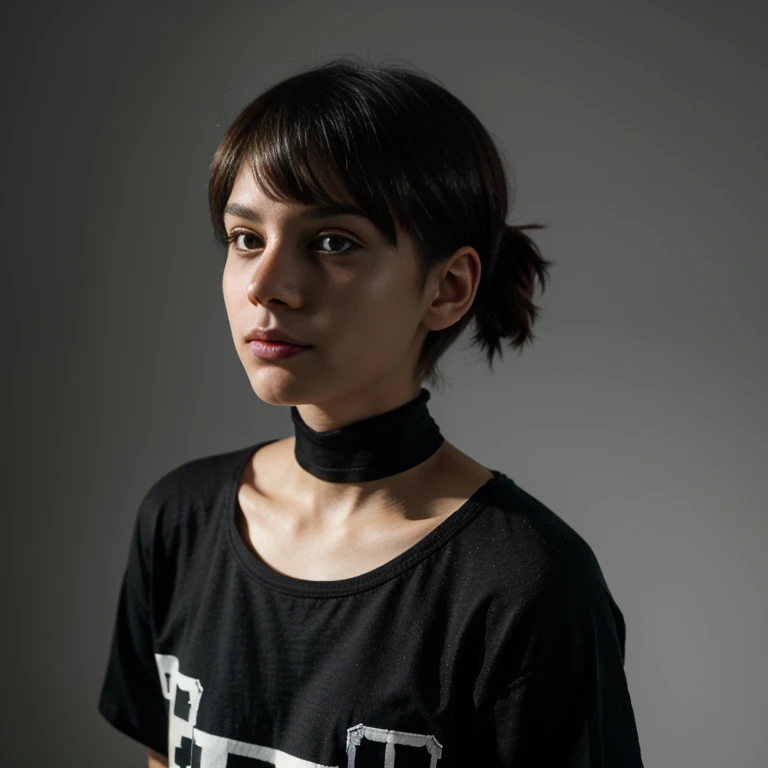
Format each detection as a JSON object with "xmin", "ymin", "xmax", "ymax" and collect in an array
[{"xmin": 3, "ymin": 1, "xmax": 766, "ymax": 765}]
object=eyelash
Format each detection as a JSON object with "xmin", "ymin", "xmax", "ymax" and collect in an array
[{"xmin": 223, "ymin": 230, "xmax": 361, "ymax": 256}]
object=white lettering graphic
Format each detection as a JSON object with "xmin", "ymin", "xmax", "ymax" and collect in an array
[{"xmin": 155, "ymin": 654, "xmax": 442, "ymax": 767}]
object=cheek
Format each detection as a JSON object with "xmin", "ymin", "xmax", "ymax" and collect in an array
[
  {"xmin": 221, "ymin": 265, "xmax": 234, "ymax": 302},
  {"xmin": 334, "ymin": 279, "xmax": 417, "ymax": 350},
  {"xmin": 221, "ymin": 271, "xmax": 246, "ymax": 337},
  {"xmin": 222, "ymin": 261, "xmax": 249, "ymax": 306},
  {"xmin": 221, "ymin": 283, "xmax": 236, "ymax": 322}
]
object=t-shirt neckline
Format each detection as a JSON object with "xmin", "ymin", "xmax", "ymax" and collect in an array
[{"xmin": 224, "ymin": 438, "xmax": 507, "ymax": 598}]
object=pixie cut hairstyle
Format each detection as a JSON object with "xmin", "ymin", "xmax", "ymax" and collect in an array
[{"xmin": 209, "ymin": 55, "xmax": 553, "ymax": 389}]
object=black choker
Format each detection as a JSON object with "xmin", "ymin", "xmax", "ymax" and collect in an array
[{"xmin": 290, "ymin": 387, "xmax": 445, "ymax": 483}]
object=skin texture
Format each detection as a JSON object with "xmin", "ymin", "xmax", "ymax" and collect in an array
[
  {"xmin": 235, "ymin": 434, "xmax": 495, "ymax": 580},
  {"xmin": 221, "ymin": 162, "xmax": 485, "ymax": 528}
]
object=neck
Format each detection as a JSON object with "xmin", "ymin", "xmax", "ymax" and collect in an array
[{"xmin": 282, "ymin": 385, "xmax": 446, "ymax": 519}]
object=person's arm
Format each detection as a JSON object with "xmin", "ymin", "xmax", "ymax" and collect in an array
[
  {"xmin": 147, "ymin": 747, "xmax": 169, "ymax": 767},
  {"xmin": 97, "ymin": 483, "xmax": 170, "ymax": 756}
]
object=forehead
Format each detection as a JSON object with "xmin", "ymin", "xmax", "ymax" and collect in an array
[
  {"xmin": 226, "ymin": 162, "xmax": 356, "ymax": 214},
  {"xmin": 224, "ymin": 164, "xmax": 394, "ymax": 244}
]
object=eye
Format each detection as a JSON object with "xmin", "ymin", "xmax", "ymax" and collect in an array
[
  {"xmin": 314, "ymin": 233, "xmax": 360, "ymax": 254},
  {"xmin": 226, "ymin": 232, "xmax": 260, "ymax": 252},
  {"xmin": 224, "ymin": 230, "xmax": 361, "ymax": 255}
]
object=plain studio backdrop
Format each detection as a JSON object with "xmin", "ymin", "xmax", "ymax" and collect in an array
[{"xmin": 2, "ymin": 1, "xmax": 765, "ymax": 766}]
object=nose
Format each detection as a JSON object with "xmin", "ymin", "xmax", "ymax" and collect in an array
[{"xmin": 245, "ymin": 238, "xmax": 304, "ymax": 308}]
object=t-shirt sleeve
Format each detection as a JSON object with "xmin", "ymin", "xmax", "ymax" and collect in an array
[
  {"xmin": 97, "ymin": 487, "xmax": 169, "ymax": 756},
  {"xmin": 473, "ymin": 559, "xmax": 645, "ymax": 767}
]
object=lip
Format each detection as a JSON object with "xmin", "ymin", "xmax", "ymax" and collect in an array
[
  {"xmin": 245, "ymin": 327, "xmax": 311, "ymax": 346},
  {"xmin": 248, "ymin": 340, "xmax": 312, "ymax": 360}
]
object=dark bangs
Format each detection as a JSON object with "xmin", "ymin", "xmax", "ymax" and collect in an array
[{"xmin": 208, "ymin": 57, "xmax": 504, "ymax": 294}]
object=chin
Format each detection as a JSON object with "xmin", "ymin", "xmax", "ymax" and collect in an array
[{"xmin": 247, "ymin": 373, "xmax": 316, "ymax": 407}]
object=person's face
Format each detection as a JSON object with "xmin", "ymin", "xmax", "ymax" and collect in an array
[{"xmin": 221, "ymin": 162, "xmax": 440, "ymax": 423}]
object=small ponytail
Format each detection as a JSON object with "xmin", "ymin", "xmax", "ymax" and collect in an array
[{"xmin": 471, "ymin": 222, "xmax": 554, "ymax": 372}]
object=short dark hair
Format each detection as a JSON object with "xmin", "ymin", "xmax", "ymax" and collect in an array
[{"xmin": 208, "ymin": 55, "xmax": 554, "ymax": 390}]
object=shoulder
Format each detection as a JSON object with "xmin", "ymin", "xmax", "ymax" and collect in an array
[
  {"xmin": 467, "ymin": 474, "xmax": 617, "ymax": 610},
  {"xmin": 466, "ymin": 475, "xmax": 628, "ymax": 671},
  {"xmin": 468, "ymin": 478, "xmax": 631, "ymax": 711},
  {"xmin": 132, "ymin": 442, "xmax": 258, "ymax": 553}
]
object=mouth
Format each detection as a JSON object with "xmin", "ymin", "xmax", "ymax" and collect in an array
[
  {"xmin": 244, "ymin": 329, "xmax": 312, "ymax": 347},
  {"xmin": 250, "ymin": 340, "xmax": 311, "ymax": 348},
  {"xmin": 247, "ymin": 340, "xmax": 313, "ymax": 360}
]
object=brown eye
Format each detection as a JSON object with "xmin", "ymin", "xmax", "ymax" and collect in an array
[
  {"xmin": 228, "ymin": 232, "xmax": 260, "ymax": 251},
  {"xmin": 225, "ymin": 230, "xmax": 361, "ymax": 255}
]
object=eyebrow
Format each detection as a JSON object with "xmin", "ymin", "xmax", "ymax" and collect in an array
[{"xmin": 222, "ymin": 201, "xmax": 373, "ymax": 224}]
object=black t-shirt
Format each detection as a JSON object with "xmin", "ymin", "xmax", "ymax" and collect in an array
[{"xmin": 97, "ymin": 438, "xmax": 645, "ymax": 767}]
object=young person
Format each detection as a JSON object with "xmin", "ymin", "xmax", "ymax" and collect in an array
[{"xmin": 98, "ymin": 55, "xmax": 645, "ymax": 767}]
